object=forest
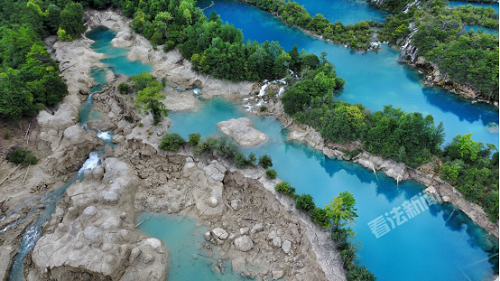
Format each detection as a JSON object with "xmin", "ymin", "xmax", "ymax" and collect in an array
[{"xmin": 376, "ymin": 0, "xmax": 499, "ymax": 102}]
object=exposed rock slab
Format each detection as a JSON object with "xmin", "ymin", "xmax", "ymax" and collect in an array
[{"xmin": 217, "ymin": 118, "xmax": 267, "ymax": 147}]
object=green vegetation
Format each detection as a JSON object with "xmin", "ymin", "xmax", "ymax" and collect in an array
[
  {"xmin": 6, "ymin": 147, "xmax": 38, "ymax": 168},
  {"xmin": 295, "ymin": 194, "xmax": 315, "ymax": 213},
  {"xmin": 124, "ymin": 115, "xmax": 134, "ymax": 123},
  {"xmin": 3, "ymin": 131, "xmax": 11, "ymax": 140},
  {"xmin": 275, "ymin": 181, "xmax": 296, "ymax": 197},
  {"xmin": 378, "ymin": 0, "xmax": 499, "ymax": 101},
  {"xmin": 118, "ymin": 82, "xmax": 130, "ymax": 95},
  {"xmin": 258, "ymin": 154, "xmax": 273, "ymax": 169},
  {"xmin": 265, "ymin": 169, "xmax": 277, "ymax": 179},
  {"xmin": 260, "ymin": 106, "xmax": 267, "ymax": 112},
  {"xmin": 132, "ymin": 72, "xmax": 168, "ymax": 125},
  {"xmin": 0, "ymin": 0, "xmax": 94, "ymax": 118},
  {"xmin": 240, "ymin": 0, "xmax": 378, "ymax": 49},
  {"xmin": 188, "ymin": 133, "xmax": 201, "ymax": 146},
  {"xmin": 441, "ymin": 133, "xmax": 499, "ymax": 222},
  {"xmin": 159, "ymin": 133, "xmax": 186, "ymax": 151}
]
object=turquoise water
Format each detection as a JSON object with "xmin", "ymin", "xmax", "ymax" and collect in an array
[
  {"xmin": 467, "ymin": 25, "xmax": 499, "ymax": 34},
  {"xmin": 136, "ymin": 213, "xmax": 246, "ymax": 281},
  {"xmin": 198, "ymin": 0, "xmax": 499, "ymax": 147},
  {"xmin": 450, "ymin": 1, "xmax": 500, "ymax": 13},
  {"xmin": 292, "ymin": 0, "xmax": 387, "ymax": 25},
  {"xmin": 169, "ymin": 97, "xmax": 499, "ymax": 281},
  {"xmin": 86, "ymin": 26, "xmax": 154, "ymax": 76}
]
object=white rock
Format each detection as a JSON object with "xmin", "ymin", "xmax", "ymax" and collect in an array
[
  {"xmin": 82, "ymin": 206, "xmax": 97, "ymax": 217},
  {"xmin": 251, "ymin": 223, "xmax": 264, "ymax": 234},
  {"xmin": 272, "ymin": 237, "xmax": 282, "ymax": 248},
  {"xmin": 282, "ymin": 240, "xmax": 292, "ymax": 254},
  {"xmin": 240, "ymin": 227, "xmax": 249, "ymax": 235},
  {"xmin": 217, "ymin": 118, "xmax": 267, "ymax": 147},
  {"xmin": 234, "ymin": 235, "xmax": 254, "ymax": 252},
  {"xmin": 272, "ymin": 270, "xmax": 285, "ymax": 280},
  {"xmin": 212, "ymin": 228, "xmax": 229, "ymax": 240}
]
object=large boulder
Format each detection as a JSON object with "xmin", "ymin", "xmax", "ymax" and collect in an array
[
  {"xmin": 217, "ymin": 118, "xmax": 267, "ymax": 147},
  {"xmin": 234, "ymin": 235, "xmax": 254, "ymax": 252}
]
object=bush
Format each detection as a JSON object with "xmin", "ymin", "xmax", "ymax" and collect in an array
[
  {"xmin": 260, "ymin": 106, "xmax": 267, "ymax": 112},
  {"xmin": 159, "ymin": 133, "xmax": 186, "ymax": 151},
  {"xmin": 266, "ymin": 169, "xmax": 277, "ymax": 179},
  {"xmin": 195, "ymin": 137, "xmax": 219, "ymax": 154},
  {"xmin": 188, "ymin": 133, "xmax": 201, "ymax": 146},
  {"xmin": 246, "ymin": 152, "xmax": 257, "ymax": 166},
  {"xmin": 138, "ymin": 122, "xmax": 144, "ymax": 127},
  {"xmin": 259, "ymin": 154, "xmax": 273, "ymax": 169},
  {"xmin": 311, "ymin": 208, "xmax": 331, "ymax": 229},
  {"xmin": 346, "ymin": 263, "xmax": 376, "ymax": 281},
  {"xmin": 216, "ymin": 138, "xmax": 238, "ymax": 159},
  {"xmin": 118, "ymin": 82, "xmax": 129, "ymax": 95},
  {"xmin": 275, "ymin": 182, "xmax": 295, "ymax": 196},
  {"xmin": 296, "ymin": 194, "xmax": 315, "ymax": 213},
  {"xmin": 234, "ymin": 152, "xmax": 248, "ymax": 169},
  {"xmin": 124, "ymin": 115, "xmax": 133, "ymax": 123},
  {"xmin": 3, "ymin": 131, "xmax": 11, "ymax": 140},
  {"xmin": 163, "ymin": 40, "xmax": 176, "ymax": 52},
  {"xmin": 6, "ymin": 147, "xmax": 38, "ymax": 168}
]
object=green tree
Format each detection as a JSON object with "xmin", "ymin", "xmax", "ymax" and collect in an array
[
  {"xmin": 258, "ymin": 154, "xmax": 273, "ymax": 169},
  {"xmin": 159, "ymin": 133, "xmax": 186, "ymax": 151},
  {"xmin": 296, "ymin": 194, "xmax": 315, "ymax": 213},
  {"xmin": 188, "ymin": 133, "xmax": 201, "ymax": 146},
  {"xmin": 325, "ymin": 191, "xmax": 358, "ymax": 230},
  {"xmin": 266, "ymin": 169, "xmax": 277, "ymax": 179},
  {"xmin": 59, "ymin": 2, "xmax": 86, "ymax": 39}
]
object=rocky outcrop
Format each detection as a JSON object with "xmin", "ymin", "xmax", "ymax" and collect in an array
[
  {"xmin": 28, "ymin": 158, "xmax": 167, "ymax": 281},
  {"xmin": 217, "ymin": 118, "xmax": 267, "ymax": 147}
]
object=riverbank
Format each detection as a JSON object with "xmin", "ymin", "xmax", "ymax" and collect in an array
[{"xmin": 249, "ymin": 94, "xmax": 499, "ymax": 238}]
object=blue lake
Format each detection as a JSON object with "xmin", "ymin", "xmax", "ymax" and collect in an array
[
  {"xmin": 198, "ymin": 0, "xmax": 499, "ymax": 147},
  {"xmin": 291, "ymin": 0, "xmax": 387, "ymax": 25},
  {"xmin": 467, "ymin": 25, "xmax": 499, "ymax": 35}
]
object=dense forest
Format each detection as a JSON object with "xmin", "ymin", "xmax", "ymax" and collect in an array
[
  {"xmin": 376, "ymin": 0, "xmax": 499, "ymax": 102},
  {"xmin": 238, "ymin": 0, "xmax": 377, "ymax": 49}
]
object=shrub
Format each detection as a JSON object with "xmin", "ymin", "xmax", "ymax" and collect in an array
[
  {"xmin": 275, "ymin": 182, "xmax": 295, "ymax": 196},
  {"xmin": 246, "ymin": 152, "xmax": 257, "ymax": 166},
  {"xmin": 138, "ymin": 123, "xmax": 144, "ymax": 127},
  {"xmin": 163, "ymin": 41, "xmax": 176, "ymax": 52},
  {"xmin": 216, "ymin": 137, "xmax": 238, "ymax": 159},
  {"xmin": 311, "ymin": 208, "xmax": 331, "ymax": 229},
  {"xmin": 124, "ymin": 115, "xmax": 133, "ymax": 123},
  {"xmin": 195, "ymin": 137, "xmax": 219, "ymax": 154},
  {"xmin": 259, "ymin": 154, "xmax": 273, "ymax": 169},
  {"xmin": 260, "ymin": 106, "xmax": 267, "ymax": 112},
  {"xmin": 266, "ymin": 169, "xmax": 277, "ymax": 179},
  {"xmin": 6, "ymin": 147, "xmax": 38, "ymax": 168},
  {"xmin": 118, "ymin": 82, "xmax": 129, "ymax": 95},
  {"xmin": 159, "ymin": 133, "xmax": 186, "ymax": 151},
  {"xmin": 346, "ymin": 263, "xmax": 376, "ymax": 281},
  {"xmin": 188, "ymin": 133, "xmax": 201, "ymax": 146},
  {"xmin": 234, "ymin": 152, "xmax": 248, "ymax": 169},
  {"xmin": 296, "ymin": 194, "xmax": 315, "ymax": 213},
  {"xmin": 3, "ymin": 131, "xmax": 11, "ymax": 140}
]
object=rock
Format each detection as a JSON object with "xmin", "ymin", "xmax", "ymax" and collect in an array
[
  {"xmin": 442, "ymin": 196, "xmax": 450, "ymax": 203},
  {"xmin": 282, "ymin": 240, "xmax": 291, "ymax": 254},
  {"xmin": 272, "ymin": 270, "xmax": 285, "ymax": 280},
  {"xmin": 272, "ymin": 237, "xmax": 282, "ymax": 248},
  {"xmin": 240, "ymin": 227, "xmax": 249, "ymax": 235},
  {"xmin": 231, "ymin": 200, "xmax": 238, "ymax": 210},
  {"xmin": 217, "ymin": 118, "xmax": 267, "ymax": 147},
  {"xmin": 83, "ymin": 206, "xmax": 97, "ymax": 217},
  {"xmin": 92, "ymin": 166, "xmax": 104, "ymax": 180},
  {"xmin": 212, "ymin": 228, "xmax": 229, "ymax": 240},
  {"xmin": 232, "ymin": 256, "xmax": 246, "ymax": 272},
  {"xmin": 234, "ymin": 235, "xmax": 254, "ymax": 252},
  {"xmin": 112, "ymin": 134, "xmax": 125, "ymax": 144},
  {"xmin": 251, "ymin": 223, "xmax": 264, "ymax": 234},
  {"xmin": 204, "ymin": 231, "xmax": 212, "ymax": 241},
  {"xmin": 209, "ymin": 197, "xmax": 218, "ymax": 207}
]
